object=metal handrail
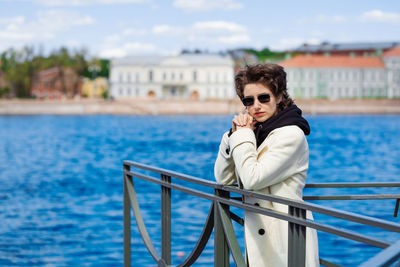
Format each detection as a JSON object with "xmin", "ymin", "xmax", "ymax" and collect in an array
[{"xmin": 123, "ymin": 161, "xmax": 400, "ymax": 267}]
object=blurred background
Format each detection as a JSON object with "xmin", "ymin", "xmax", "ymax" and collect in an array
[
  {"xmin": 0, "ymin": 0, "xmax": 399, "ymax": 102},
  {"xmin": 0, "ymin": 0, "xmax": 399, "ymax": 266}
]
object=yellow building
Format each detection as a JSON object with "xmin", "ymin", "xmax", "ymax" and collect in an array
[{"xmin": 82, "ymin": 77, "xmax": 109, "ymax": 98}]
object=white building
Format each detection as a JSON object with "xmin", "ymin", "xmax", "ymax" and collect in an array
[
  {"xmin": 109, "ymin": 54, "xmax": 235, "ymax": 100},
  {"xmin": 382, "ymin": 46, "xmax": 400, "ymax": 98},
  {"xmin": 280, "ymin": 54, "xmax": 391, "ymax": 99}
]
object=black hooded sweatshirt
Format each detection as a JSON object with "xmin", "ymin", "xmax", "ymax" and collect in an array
[{"xmin": 253, "ymin": 105, "xmax": 310, "ymax": 148}]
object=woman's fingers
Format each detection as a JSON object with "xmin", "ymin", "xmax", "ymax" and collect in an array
[
  {"xmin": 233, "ymin": 113, "xmax": 253, "ymax": 128},
  {"xmin": 247, "ymin": 114, "xmax": 254, "ymax": 126}
]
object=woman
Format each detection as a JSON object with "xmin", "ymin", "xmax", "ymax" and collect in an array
[{"xmin": 214, "ymin": 63, "xmax": 319, "ymax": 266}]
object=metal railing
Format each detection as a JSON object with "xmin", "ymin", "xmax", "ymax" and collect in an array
[{"xmin": 123, "ymin": 160, "xmax": 400, "ymax": 267}]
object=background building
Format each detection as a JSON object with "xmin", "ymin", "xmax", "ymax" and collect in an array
[
  {"xmin": 291, "ymin": 41, "xmax": 400, "ymax": 57},
  {"xmin": 280, "ymin": 45, "xmax": 400, "ymax": 99},
  {"xmin": 81, "ymin": 77, "xmax": 109, "ymax": 98},
  {"xmin": 382, "ymin": 46, "xmax": 400, "ymax": 98},
  {"xmin": 31, "ymin": 66, "xmax": 82, "ymax": 99},
  {"xmin": 109, "ymin": 54, "xmax": 235, "ymax": 100}
]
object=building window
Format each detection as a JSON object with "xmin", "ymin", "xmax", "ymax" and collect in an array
[
  {"xmin": 119, "ymin": 88, "xmax": 123, "ymax": 95},
  {"xmin": 127, "ymin": 88, "xmax": 131, "ymax": 95},
  {"xmin": 127, "ymin": 73, "xmax": 131, "ymax": 82},
  {"xmin": 171, "ymin": 72, "xmax": 175, "ymax": 80},
  {"xmin": 136, "ymin": 73, "xmax": 140, "ymax": 82},
  {"xmin": 149, "ymin": 70, "xmax": 153, "ymax": 82},
  {"xmin": 119, "ymin": 72, "xmax": 123, "ymax": 82},
  {"xmin": 193, "ymin": 70, "xmax": 197, "ymax": 82},
  {"xmin": 180, "ymin": 72, "xmax": 184, "ymax": 80},
  {"xmin": 163, "ymin": 72, "xmax": 166, "ymax": 81}
]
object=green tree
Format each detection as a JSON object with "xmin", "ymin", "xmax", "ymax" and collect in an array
[
  {"xmin": 244, "ymin": 48, "xmax": 288, "ymax": 62},
  {"xmin": 1, "ymin": 47, "xmax": 33, "ymax": 97},
  {"xmin": 82, "ymin": 58, "xmax": 109, "ymax": 79},
  {"xmin": 0, "ymin": 46, "xmax": 93, "ymax": 98}
]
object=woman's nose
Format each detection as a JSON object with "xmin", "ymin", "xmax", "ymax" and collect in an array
[{"xmin": 253, "ymin": 98, "xmax": 262, "ymax": 108}]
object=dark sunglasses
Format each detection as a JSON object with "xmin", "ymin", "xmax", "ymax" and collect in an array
[{"xmin": 241, "ymin": 93, "xmax": 271, "ymax": 106}]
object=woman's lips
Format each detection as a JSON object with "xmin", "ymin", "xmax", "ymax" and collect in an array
[{"xmin": 254, "ymin": 112, "xmax": 265, "ymax": 117}]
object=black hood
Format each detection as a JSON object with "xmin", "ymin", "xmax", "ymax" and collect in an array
[{"xmin": 253, "ymin": 105, "xmax": 310, "ymax": 148}]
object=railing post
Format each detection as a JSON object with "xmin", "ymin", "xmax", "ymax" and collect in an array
[
  {"xmin": 123, "ymin": 164, "xmax": 131, "ymax": 267},
  {"xmin": 214, "ymin": 188, "xmax": 230, "ymax": 267},
  {"xmin": 288, "ymin": 206, "xmax": 306, "ymax": 267},
  {"xmin": 161, "ymin": 174, "xmax": 171, "ymax": 265}
]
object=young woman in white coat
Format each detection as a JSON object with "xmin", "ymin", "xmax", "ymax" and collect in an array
[{"xmin": 214, "ymin": 63, "xmax": 319, "ymax": 267}]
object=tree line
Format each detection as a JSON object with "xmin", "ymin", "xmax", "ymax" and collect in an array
[{"xmin": 0, "ymin": 46, "xmax": 109, "ymax": 98}]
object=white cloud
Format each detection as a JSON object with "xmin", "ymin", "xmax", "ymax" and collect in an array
[
  {"xmin": 0, "ymin": 30, "xmax": 35, "ymax": 41},
  {"xmin": 192, "ymin": 21, "xmax": 246, "ymax": 33},
  {"xmin": 152, "ymin": 25, "xmax": 185, "ymax": 35},
  {"xmin": 270, "ymin": 38, "xmax": 321, "ymax": 51},
  {"xmin": 33, "ymin": 0, "xmax": 148, "ymax": 6},
  {"xmin": 104, "ymin": 34, "xmax": 121, "ymax": 43},
  {"xmin": 298, "ymin": 14, "xmax": 347, "ymax": 24},
  {"xmin": 99, "ymin": 48, "xmax": 127, "ymax": 58},
  {"xmin": 315, "ymin": 14, "xmax": 346, "ymax": 23},
  {"xmin": 189, "ymin": 21, "xmax": 250, "ymax": 45},
  {"xmin": 36, "ymin": 10, "xmax": 95, "ymax": 31},
  {"xmin": 0, "ymin": 10, "xmax": 95, "ymax": 50},
  {"xmin": 99, "ymin": 42, "xmax": 156, "ymax": 58},
  {"xmin": 360, "ymin": 10, "xmax": 400, "ymax": 23},
  {"xmin": 122, "ymin": 28, "xmax": 147, "ymax": 36},
  {"xmin": 123, "ymin": 42, "xmax": 156, "ymax": 52},
  {"xmin": 146, "ymin": 20, "xmax": 251, "ymax": 46},
  {"xmin": 218, "ymin": 34, "xmax": 250, "ymax": 44},
  {"xmin": 173, "ymin": 0, "xmax": 242, "ymax": 12},
  {"xmin": 0, "ymin": 16, "xmax": 25, "ymax": 26}
]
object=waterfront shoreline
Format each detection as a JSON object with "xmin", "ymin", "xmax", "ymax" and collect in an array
[{"xmin": 0, "ymin": 98, "xmax": 399, "ymax": 115}]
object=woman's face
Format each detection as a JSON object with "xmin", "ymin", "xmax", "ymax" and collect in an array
[{"xmin": 243, "ymin": 83, "xmax": 280, "ymax": 123}]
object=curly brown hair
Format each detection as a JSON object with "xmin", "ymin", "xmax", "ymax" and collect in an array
[{"xmin": 235, "ymin": 63, "xmax": 294, "ymax": 112}]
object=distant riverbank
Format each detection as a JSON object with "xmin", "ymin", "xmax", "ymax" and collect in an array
[{"xmin": 0, "ymin": 98, "xmax": 399, "ymax": 115}]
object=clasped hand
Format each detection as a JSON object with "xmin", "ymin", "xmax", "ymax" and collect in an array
[{"xmin": 232, "ymin": 112, "xmax": 255, "ymax": 133}]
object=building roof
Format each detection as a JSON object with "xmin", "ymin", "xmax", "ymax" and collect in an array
[
  {"xmin": 279, "ymin": 55, "xmax": 385, "ymax": 68},
  {"xmin": 292, "ymin": 41, "xmax": 400, "ymax": 53},
  {"xmin": 383, "ymin": 46, "xmax": 400, "ymax": 57},
  {"xmin": 112, "ymin": 54, "xmax": 233, "ymax": 67}
]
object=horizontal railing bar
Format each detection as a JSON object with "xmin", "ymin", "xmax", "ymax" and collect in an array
[
  {"xmin": 124, "ymin": 161, "xmax": 219, "ymax": 188},
  {"xmin": 216, "ymin": 197, "xmax": 391, "ymax": 249},
  {"xmin": 126, "ymin": 170, "xmax": 391, "ymax": 248},
  {"xmin": 358, "ymin": 239, "xmax": 400, "ymax": 267},
  {"xmin": 222, "ymin": 185, "xmax": 400, "ymax": 233},
  {"xmin": 306, "ymin": 182, "xmax": 400, "ymax": 188},
  {"xmin": 126, "ymin": 169, "xmax": 400, "ymax": 234},
  {"xmin": 303, "ymin": 194, "xmax": 400, "ymax": 201},
  {"xmin": 124, "ymin": 162, "xmax": 400, "ymax": 229},
  {"xmin": 125, "ymin": 162, "xmax": 400, "ymax": 190}
]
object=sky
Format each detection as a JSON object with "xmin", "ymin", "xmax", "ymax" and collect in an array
[{"xmin": 1, "ymin": 0, "xmax": 400, "ymax": 59}]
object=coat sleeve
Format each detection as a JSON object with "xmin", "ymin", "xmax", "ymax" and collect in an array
[
  {"xmin": 229, "ymin": 126, "xmax": 306, "ymax": 191},
  {"xmin": 214, "ymin": 131, "xmax": 237, "ymax": 185}
]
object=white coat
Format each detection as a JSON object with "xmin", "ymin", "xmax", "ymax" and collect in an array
[{"xmin": 214, "ymin": 125, "xmax": 319, "ymax": 267}]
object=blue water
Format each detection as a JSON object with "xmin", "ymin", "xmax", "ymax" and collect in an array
[{"xmin": 0, "ymin": 115, "xmax": 399, "ymax": 266}]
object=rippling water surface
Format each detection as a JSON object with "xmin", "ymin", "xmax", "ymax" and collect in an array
[{"xmin": 0, "ymin": 115, "xmax": 399, "ymax": 266}]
